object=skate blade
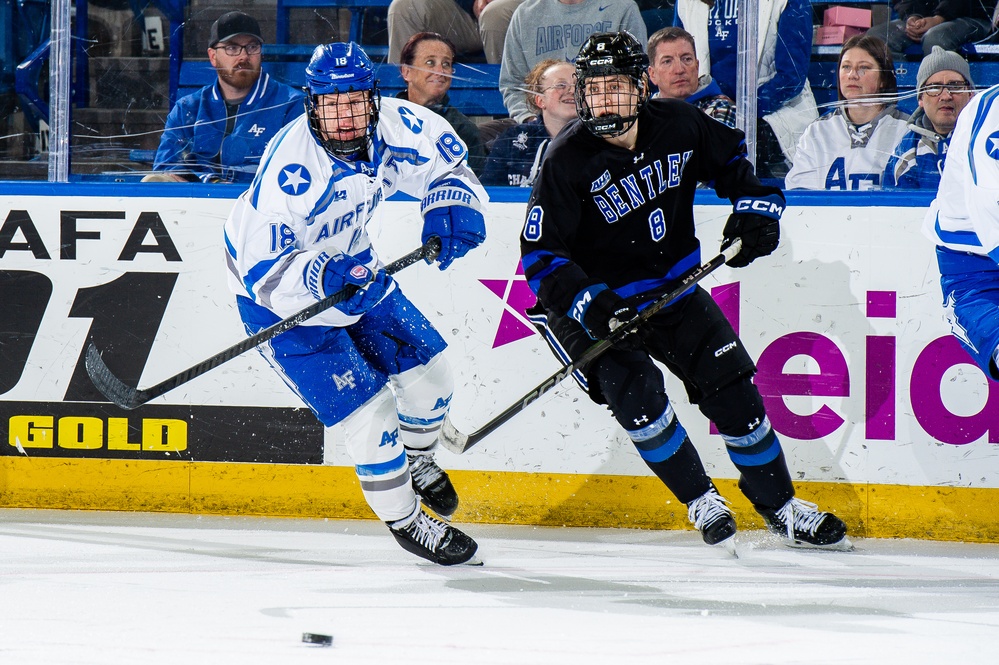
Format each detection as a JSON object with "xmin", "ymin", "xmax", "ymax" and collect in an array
[
  {"xmin": 714, "ymin": 535, "xmax": 739, "ymax": 558},
  {"xmin": 785, "ymin": 535, "xmax": 855, "ymax": 552}
]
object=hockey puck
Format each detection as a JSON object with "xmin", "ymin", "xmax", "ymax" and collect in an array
[{"xmin": 302, "ymin": 632, "xmax": 333, "ymax": 646}]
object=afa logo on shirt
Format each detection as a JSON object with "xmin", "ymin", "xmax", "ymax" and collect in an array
[
  {"xmin": 279, "ymin": 164, "xmax": 311, "ymax": 195},
  {"xmin": 399, "ymin": 106, "xmax": 424, "ymax": 134},
  {"xmin": 986, "ymin": 131, "xmax": 999, "ymax": 161}
]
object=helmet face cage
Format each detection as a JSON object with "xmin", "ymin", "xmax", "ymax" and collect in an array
[
  {"xmin": 304, "ymin": 42, "xmax": 381, "ymax": 158},
  {"xmin": 306, "ymin": 88, "xmax": 381, "ymax": 158},
  {"xmin": 573, "ymin": 32, "xmax": 650, "ymax": 138}
]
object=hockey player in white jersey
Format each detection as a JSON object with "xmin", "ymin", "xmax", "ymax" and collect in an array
[
  {"xmin": 223, "ymin": 42, "xmax": 487, "ymax": 565},
  {"xmin": 924, "ymin": 83, "xmax": 999, "ymax": 381}
]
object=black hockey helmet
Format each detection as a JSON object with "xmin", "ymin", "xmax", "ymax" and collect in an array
[{"xmin": 573, "ymin": 31, "xmax": 650, "ymax": 138}]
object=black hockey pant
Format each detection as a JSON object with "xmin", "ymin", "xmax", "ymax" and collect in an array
[{"xmin": 544, "ymin": 287, "xmax": 795, "ymax": 509}]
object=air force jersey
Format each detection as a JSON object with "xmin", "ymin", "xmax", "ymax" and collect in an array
[
  {"xmin": 924, "ymin": 84, "xmax": 999, "ymax": 261},
  {"xmin": 521, "ymin": 98, "xmax": 783, "ymax": 317},
  {"xmin": 784, "ymin": 105, "xmax": 908, "ymax": 191},
  {"xmin": 224, "ymin": 97, "xmax": 487, "ymax": 327}
]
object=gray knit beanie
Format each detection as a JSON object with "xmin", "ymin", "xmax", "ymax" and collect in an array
[{"xmin": 917, "ymin": 45, "xmax": 974, "ymax": 91}]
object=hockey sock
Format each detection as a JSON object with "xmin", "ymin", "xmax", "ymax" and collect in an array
[
  {"xmin": 735, "ymin": 449, "xmax": 795, "ymax": 509},
  {"xmin": 628, "ymin": 403, "xmax": 713, "ymax": 504}
]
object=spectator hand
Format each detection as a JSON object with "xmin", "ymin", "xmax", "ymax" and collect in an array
[
  {"xmin": 422, "ymin": 205, "xmax": 486, "ymax": 270},
  {"xmin": 472, "ymin": 0, "xmax": 492, "ymax": 19},
  {"xmin": 722, "ymin": 195, "xmax": 783, "ymax": 268}
]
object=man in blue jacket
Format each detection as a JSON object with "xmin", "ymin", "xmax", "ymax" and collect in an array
[
  {"xmin": 147, "ymin": 12, "xmax": 304, "ymax": 183},
  {"xmin": 884, "ymin": 46, "xmax": 975, "ymax": 189}
]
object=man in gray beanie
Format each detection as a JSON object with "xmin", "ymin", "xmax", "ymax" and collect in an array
[{"xmin": 883, "ymin": 45, "xmax": 975, "ymax": 189}]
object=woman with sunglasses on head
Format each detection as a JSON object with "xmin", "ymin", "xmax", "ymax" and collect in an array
[
  {"xmin": 480, "ymin": 59, "xmax": 577, "ymax": 187},
  {"xmin": 784, "ymin": 35, "xmax": 908, "ymax": 191}
]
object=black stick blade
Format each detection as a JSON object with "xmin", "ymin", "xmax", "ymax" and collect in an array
[{"xmin": 84, "ymin": 343, "xmax": 143, "ymax": 409}]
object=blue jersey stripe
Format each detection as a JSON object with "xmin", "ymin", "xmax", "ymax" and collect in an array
[{"xmin": 968, "ymin": 86, "xmax": 999, "ymax": 186}]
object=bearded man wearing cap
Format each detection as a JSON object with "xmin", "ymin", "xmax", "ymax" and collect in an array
[
  {"xmin": 884, "ymin": 45, "xmax": 976, "ymax": 189},
  {"xmin": 146, "ymin": 11, "xmax": 304, "ymax": 183}
]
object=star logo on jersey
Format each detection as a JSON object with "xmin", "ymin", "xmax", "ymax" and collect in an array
[
  {"xmin": 279, "ymin": 164, "xmax": 311, "ymax": 195},
  {"xmin": 986, "ymin": 131, "xmax": 999, "ymax": 161},
  {"xmin": 398, "ymin": 106, "xmax": 424, "ymax": 134},
  {"xmin": 480, "ymin": 260, "xmax": 538, "ymax": 348}
]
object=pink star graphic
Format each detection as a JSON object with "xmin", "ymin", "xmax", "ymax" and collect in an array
[{"xmin": 479, "ymin": 260, "xmax": 538, "ymax": 348}]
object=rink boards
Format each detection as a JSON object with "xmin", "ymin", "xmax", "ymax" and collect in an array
[{"xmin": 2, "ymin": 185, "xmax": 998, "ymax": 542}]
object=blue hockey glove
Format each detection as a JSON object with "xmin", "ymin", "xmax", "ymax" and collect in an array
[
  {"xmin": 572, "ymin": 285, "xmax": 641, "ymax": 345},
  {"xmin": 422, "ymin": 205, "xmax": 486, "ymax": 270},
  {"xmin": 335, "ymin": 269, "xmax": 393, "ymax": 316},
  {"xmin": 722, "ymin": 195, "xmax": 783, "ymax": 268},
  {"xmin": 322, "ymin": 252, "xmax": 375, "ymax": 296}
]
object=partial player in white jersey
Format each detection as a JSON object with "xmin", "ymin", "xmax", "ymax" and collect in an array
[
  {"xmin": 924, "ymin": 83, "xmax": 999, "ymax": 380},
  {"xmin": 223, "ymin": 42, "xmax": 487, "ymax": 565}
]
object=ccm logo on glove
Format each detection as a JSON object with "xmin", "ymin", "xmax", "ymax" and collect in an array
[{"xmin": 734, "ymin": 195, "xmax": 784, "ymax": 220}]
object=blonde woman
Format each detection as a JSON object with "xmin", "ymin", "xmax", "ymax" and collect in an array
[{"xmin": 481, "ymin": 59, "xmax": 577, "ymax": 186}]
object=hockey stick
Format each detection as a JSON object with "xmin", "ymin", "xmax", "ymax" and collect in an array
[
  {"xmin": 438, "ymin": 239, "xmax": 742, "ymax": 454},
  {"xmin": 85, "ymin": 238, "xmax": 441, "ymax": 409}
]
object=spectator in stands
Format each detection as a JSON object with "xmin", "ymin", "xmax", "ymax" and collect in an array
[
  {"xmin": 387, "ymin": 0, "xmax": 525, "ymax": 64},
  {"xmin": 145, "ymin": 11, "xmax": 304, "ymax": 184},
  {"xmin": 674, "ymin": 0, "xmax": 818, "ymax": 178},
  {"xmin": 885, "ymin": 46, "xmax": 976, "ymax": 189},
  {"xmin": 499, "ymin": 0, "xmax": 648, "ymax": 123},
  {"xmin": 481, "ymin": 59, "xmax": 576, "ymax": 186},
  {"xmin": 785, "ymin": 35, "xmax": 909, "ymax": 190},
  {"xmin": 646, "ymin": 27, "xmax": 736, "ymax": 128},
  {"xmin": 867, "ymin": 1, "xmax": 994, "ymax": 58},
  {"xmin": 397, "ymin": 32, "xmax": 486, "ymax": 174}
]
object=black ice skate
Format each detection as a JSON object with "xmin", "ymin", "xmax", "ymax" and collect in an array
[
  {"xmin": 686, "ymin": 486, "xmax": 737, "ymax": 553},
  {"xmin": 388, "ymin": 505, "xmax": 481, "ymax": 566},
  {"xmin": 757, "ymin": 497, "xmax": 852, "ymax": 551},
  {"xmin": 407, "ymin": 447, "xmax": 459, "ymax": 520}
]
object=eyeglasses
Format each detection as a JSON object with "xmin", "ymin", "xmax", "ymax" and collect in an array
[
  {"xmin": 922, "ymin": 82, "xmax": 971, "ymax": 97},
  {"xmin": 214, "ymin": 42, "xmax": 262, "ymax": 57},
  {"xmin": 541, "ymin": 82, "xmax": 572, "ymax": 94}
]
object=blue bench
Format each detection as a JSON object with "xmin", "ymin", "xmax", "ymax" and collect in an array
[
  {"xmin": 175, "ymin": 60, "xmax": 507, "ymax": 117},
  {"xmin": 275, "ymin": 0, "xmax": 390, "ymax": 60}
]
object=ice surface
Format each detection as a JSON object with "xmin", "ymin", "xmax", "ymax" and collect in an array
[{"xmin": 2, "ymin": 509, "xmax": 998, "ymax": 664}]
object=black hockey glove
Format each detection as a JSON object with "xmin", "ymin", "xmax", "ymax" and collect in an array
[
  {"xmin": 572, "ymin": 286, "xmax": 643, "ymax": 348},
  {"xmin": 721, "ymin": 195, "xmax": 783, "ymax": 268}
]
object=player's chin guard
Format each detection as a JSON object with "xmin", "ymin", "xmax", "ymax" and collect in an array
[
  {"xmin": 305, "ymin": 41, "xmax": 381, "ymax": 158},
  {"xmin": 574, "ymin": 31, "xmax": 650, "ymax": 138}
]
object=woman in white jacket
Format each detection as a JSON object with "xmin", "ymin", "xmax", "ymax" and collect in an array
[{"xmin": 785, "ymin": 34, "xmax": 908, "ymax": 190}]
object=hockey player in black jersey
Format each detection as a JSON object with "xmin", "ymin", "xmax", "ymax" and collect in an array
[{"xmin": 520, "ymin": 31, "xmax": 850, "ymax": 551}]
